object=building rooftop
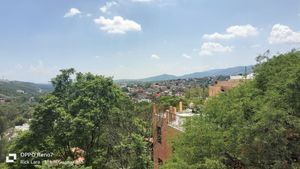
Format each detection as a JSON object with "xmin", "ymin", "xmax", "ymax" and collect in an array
[
  {"xmin": 168, "ymin": 110, "xmax": 196, "ymax": 131},
  {"xmin": 153, "ymin": 102, "xmax": 198, "ymax": 132}
]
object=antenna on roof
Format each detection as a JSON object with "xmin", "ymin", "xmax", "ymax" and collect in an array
[{"xmin": 244, "ymin": 66, "xmax": 247, "ymax": 79}]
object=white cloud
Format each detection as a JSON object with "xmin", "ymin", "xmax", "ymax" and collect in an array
[
  {"xmin": 268, "ymin": 24, "xmax": 300, "ymax": 44},
  {"xmin": 100, "ymin": 1, "xmax": 118, "ymax": 13},
  {"xmin": 94, "ymin": 16, "xmax": 142, "ymax": 34},
  {"xmin": 226, "ymin": 24, "xmax": 258, "ymax": 37},
  {"xmin": 64, "ymin": 8, "xmax": 81, "ymax": 18},
  {"xmin": 203, "ymin": 24, "xmax": 258, "ymax": 40},
  {"xmin": 199, "ymin": 42, "xmax": 233, "ymax": 56},
  {"xmin": 203, "ymin": 32, "xmax": 234, "ymax": 40},
  {"xmin": 151, "ymin": 54, "xmax": 160, "ymax": 59},
  {"xmin": 182, "ymin": 53, "xmax": 191, "ymax": 59}
]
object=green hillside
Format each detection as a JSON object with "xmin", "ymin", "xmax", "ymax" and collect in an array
[
  {"xmin": 0, "ymin": 81, "xmax": 53, "ymax": 162},
  {"xmin": 162, "ymin": 51, "xmax": 300, "ymax": 169},
  {"xmin": 0, "ymin": 80, "xmax": 52, "ymax": 97}
]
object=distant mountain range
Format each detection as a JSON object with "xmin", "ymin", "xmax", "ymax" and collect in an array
[
  {"xmin": 116, "ymin": 65, "xmax": 253, "ymax": 83},
  {"xmin": 0, "ymin": 65, "xmax": 254, "ymax": 91}
]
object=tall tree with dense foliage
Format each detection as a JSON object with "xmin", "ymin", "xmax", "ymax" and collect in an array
[
  {"xmin": 162, "ymin": 51, "xmax": 300, "ymax": 169},
  {"xmin": 9, "ymin": 69, "xmax": 151, "ymax": 169},
  {"xmin": 0, "ymin": 115, "xmax": 7, "ymax": 162}
]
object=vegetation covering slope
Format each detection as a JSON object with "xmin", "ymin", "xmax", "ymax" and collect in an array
[
  {"xmin": 7, "ymin": 69, "xmax": 151, "ymax": 169},
  {"xmin": 0, "ymin": 81, "xmax": 52, "ymax": 97},
  {"xmin": 162, "ymin": 51, "xmax": 300, "ymax": 169},
  {"xmin": 0, "ymin": 81, "xmax": 52, "ymax": 163}
]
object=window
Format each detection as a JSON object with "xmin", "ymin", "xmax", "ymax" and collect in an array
[
  {"xmin": 156, "ymin": 126, "xmax": 162, "ymax": 143},
  {"xmin": 158, "ymin": 158, "xmax": 163, "ymax": 165}
]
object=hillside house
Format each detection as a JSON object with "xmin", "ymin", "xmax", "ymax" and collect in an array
[
  {"xmin": 152, "ymin": 102, "xmax": 196, "ymax": 169},
  {"xmin": 208, "ymin": 74, "xmax": 253, "ymax": 97}
]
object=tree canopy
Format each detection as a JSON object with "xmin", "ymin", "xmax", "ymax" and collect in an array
[
  {"xmin": 162, "ymin": 51, "xmax": 300, "ymax": 169},
  {"xmin": 9, "ymin": 69, "xmax": 151, "ymax": 169}
]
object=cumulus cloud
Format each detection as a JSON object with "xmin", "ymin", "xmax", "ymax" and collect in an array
[
  {"xmin": 94, "ymin": 16, "xmax": 142, "ymax": 34},
  {"xmin": 151, "ymin": 54, "xmax": 160, "ymax": 59},
  {"xmin": 268, "ymin": 24, "xmax": 300, "ymax": 44},
  {"xmin": 203, "ymin": 24, "xmax": 258, "ymax": 40},
  {"xmin": 64, "ymin": 8, "xmax": 81, "ymax": 18},
  {"xmin": 227, "ymin": 25, "xmax": 258, "ymax": 37},
  {"xmin": 199, "ymin": 42, "xmax": 233, "ymax": 56},
  {"xmin": 100, "ymin": 1, "xmax": 118, "ymax": 13},
  {"xmin": 203, "ymin": 33, "xmax": 234, "ymax": 40},
  {"xmin": 182, "ymin": 53, "xmax": 191, "ymax": 59}
]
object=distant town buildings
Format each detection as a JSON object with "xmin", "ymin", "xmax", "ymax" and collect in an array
[
  {"xmin": 16, "ymin": 89, "xmax": 25, "ymax": 94},
  {"xmin": 14, "ymin": 123, "xmax": 30, "ymax": 132},
  {"xmin": 230, "ymin": 73, "xmax": 254, "ymax": 80},
  {"xmin": 119, "ymin": 76, "xmax": 227, "ymax": 103},
  {"xmin": 0, "ymin": 98, "xmax": 5, "ymax": 103},
  {"xmin": 5, "ymin": 123, "xmax": 30, "ymax": 141},
  {"xmin": 0, "ymin": 95, "xmax": 11, "ymax": 103}
]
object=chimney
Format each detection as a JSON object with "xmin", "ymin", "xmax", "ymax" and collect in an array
[
  {"xmin": 169, "ymin": 106, "xmax": 173, "ymax": 113},
  {"xmin": 166, "ymin": 110, "xmax": 169, "ymax": 123},
  {"xmin": 173, "ymin": 107, "xmax": 177, "ymax": 121},
  {"xmin": 152, "ymin": 104, "xmax": 157, "ymax": 115},
  {"xmin": 179, "ymin": 101, "xmax": 183, "ymax": 112},
  {"xmin": 169, "ymin": 106, "xmax": 173, "ymax": 121}
]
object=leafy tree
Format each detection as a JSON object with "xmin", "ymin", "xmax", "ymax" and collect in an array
[
  {"xmin": 134, "ymin": 101, "xmax": 152, "ymax": 134},
  {"xmin": 155, "ymin": 96, "xmax": 186, "ymax": 110},
  {"xmin": 0, "ymin": 115, "xmax": 7, "ymax": 162},
  {"xmin": 185, "ymin": 87, "xmax": 208, "ymax": 100},
  {"xmin": 163, "ymin": 51, "xmax": 300, "ymax": 169},
  {"xmin": 0, "ymin": 163, "xmax": 8, "ymax": 169},
  {"xmin": 9, "ymin": 69, "xmax": 151, "ymax": 169},
  {"xmin": 184, "ymin": 87, "xmax": 208, "ymax": 113},
  {"xmin": 255, "ymin": 49, "xmax": 270, "ymax": 64}
]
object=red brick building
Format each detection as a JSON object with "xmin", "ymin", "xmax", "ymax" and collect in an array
[
  {"xmin": 152, "ymin": 78, "xmax": 245, "ymax": 169},
  {"xmin": 208, "ymin": 79, "xmax": 241, "ymax": 97},
  {"xmin": 208, "ymin": 74, "xmax": 254, "ymax": 97},
  {"xmin": 152, "ymin": 76, "xmax": 252, "ymax": 168},
  {"xmin": 152, "ymin": 102, "xmax": 195, "ymax": 169}
]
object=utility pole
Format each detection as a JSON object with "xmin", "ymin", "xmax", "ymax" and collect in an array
[{"xmin": 244, "ymin": 66, "xmax": 247, "ymax": 80}]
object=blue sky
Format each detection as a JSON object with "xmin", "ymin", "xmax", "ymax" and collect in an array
[{"xmin": 0, "ymin": 0, "xmax": 300, "ymax": 83}]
